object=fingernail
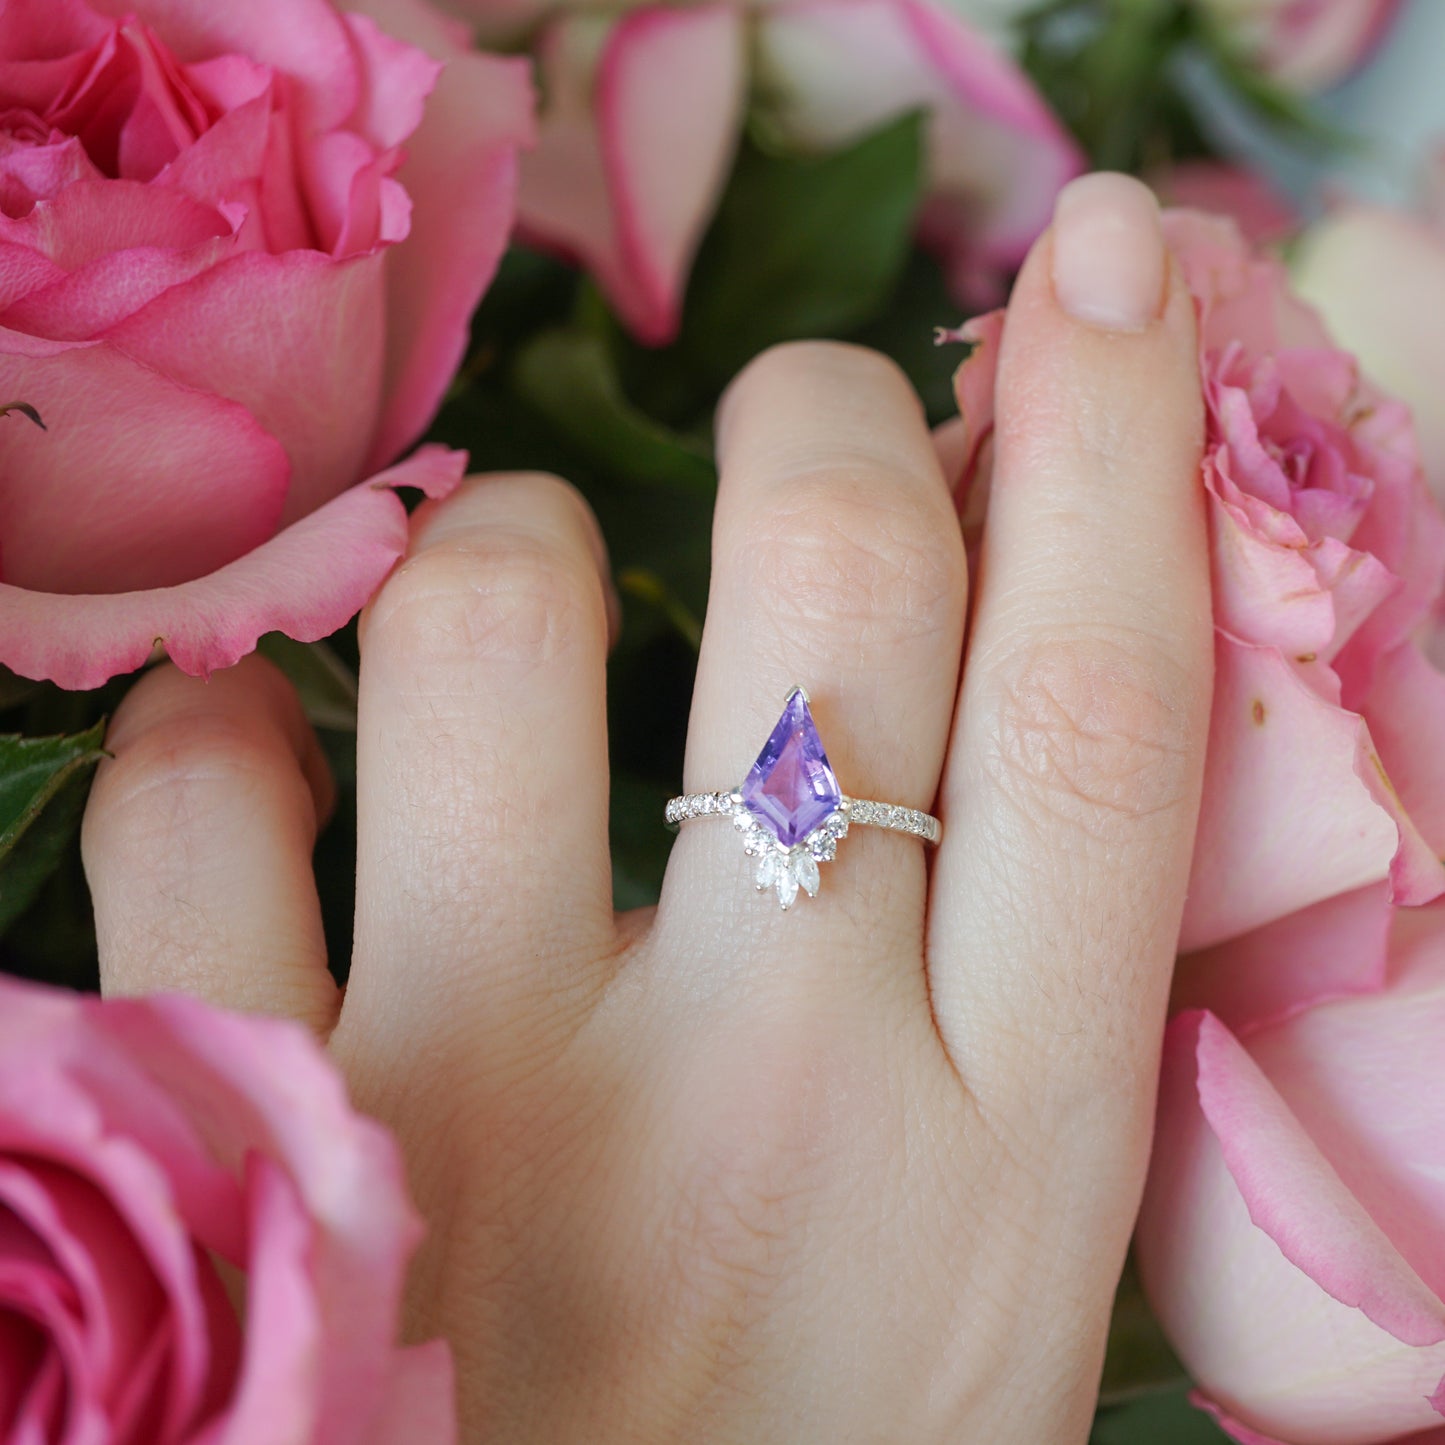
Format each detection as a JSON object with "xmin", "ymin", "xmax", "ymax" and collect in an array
[{"xmin": 1051, "ymin": 173, "xmax": 1166, "ymax": 332}]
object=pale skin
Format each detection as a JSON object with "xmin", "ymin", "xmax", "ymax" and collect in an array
[{"xmin": 81, "ymin": 175, "xmax": 1213, "ymax": 1442}]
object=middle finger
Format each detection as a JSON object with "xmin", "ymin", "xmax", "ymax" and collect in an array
[{"xmin": 654, "ymin": 342, "xmax": 967, "ymax": 992}]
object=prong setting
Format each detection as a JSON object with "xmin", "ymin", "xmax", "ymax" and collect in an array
[
  {"xmin": 735, "ymin": 799, "xmax": 854, "ymax": 908},
  {"xmin": 663, "ymin": 690, "xmax": 940, "ymax": 910}
]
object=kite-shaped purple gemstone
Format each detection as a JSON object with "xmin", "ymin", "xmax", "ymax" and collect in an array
[{"xmin": 740, "ymin": 689, "xmax": 842, "ymax": 848}]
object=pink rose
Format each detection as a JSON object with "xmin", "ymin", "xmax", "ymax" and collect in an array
[
  {"xmin": 1294, "ymin": 174, "xmax": 1445, "ymax": 505},
  {"xmin": 0, "ymin": 975, "xmax": 450, "ymax": 1443},
  {"xmin": 1136, "ymin": 889, "xmax": 1445, "ymax": 1445},
  {"xmin": 1196, "ymin": 0, "xmax": 1404, "ymax": 91},
  {"xmin": 1151, "ymin": 161, "xmax": 1298, "ymax": 247},
  {"xmin": 444, "ymin": 0, "xmax": 1082, "ymax": 342},
  {"xmin": 947, "ymin": 210, "xmax": 1445, "ymax": 955},
  {"xmin": 0, "ymin": 0, "xmax": 535, "ymax": 691}
]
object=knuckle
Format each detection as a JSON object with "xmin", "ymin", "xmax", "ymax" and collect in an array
[
  {"xmin": 733, "ymin": 338, "xmax": 910, "ymax": 400},
  {"xmin": 744, "ymin": 476, "xmax": 965, "ymax": 656},
  {"xmin": 493, "ymin": 471, "xmax": 600, "ymax": 540},
  {"xmin": 87, "ymin": 712, "xmax": 298, "ymax": 848},
  {"xmin": 980, "ymin": 628, "xmax": 1197, "ymax": 840},
  {"xmin": 370, "ymin": 531, "xmax": 601, "ymax": 672}
]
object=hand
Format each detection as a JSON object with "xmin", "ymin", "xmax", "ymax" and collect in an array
[{"xmin": 82, "ymin": 174, "xmax": 1210, "ymax": 1443}]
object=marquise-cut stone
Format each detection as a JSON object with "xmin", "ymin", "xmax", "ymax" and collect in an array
[
  {"xmin": 740, "ymin": 689, "xmax": 842, "ymax": 848},
  {"xmin": 794, "ymin": 852, "xmax": 821, "ymax": 897},
  {"xmin": 775, "ymin": 866, "xmax": 799, "ymax": 909},
  {"xmin": 756, "ymin": 851, "xmax": 779, "ymax": 891}
]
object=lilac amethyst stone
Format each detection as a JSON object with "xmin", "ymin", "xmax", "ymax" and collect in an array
[{"xmin": 740, "ymin": 689, "xmax": 842, "ymax": 848}]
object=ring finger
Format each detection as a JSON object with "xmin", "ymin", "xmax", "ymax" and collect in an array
[{"xmin": 654, "ymin": 342, "xmax": 967, "ymax": 995}]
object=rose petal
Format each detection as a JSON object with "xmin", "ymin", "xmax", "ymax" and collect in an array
[
  {"xmin": 89, "ymin": 0, "xmax": 362, "ymax": 131},
  {"xmin": 1138, "ymin": 1012, "xmax": 1445, "ymax": 1443},
  {"xmin": 0, "ymin": 134, "xmax": 102, "ymax": 219},
  {"xmin": 0, "ymin": 176, "xmax": 230, "ymax": 269},
  {"xmin": 1191, "ymin": 1395, "xmax": 1301, "ymax": 1445},
  {"xmin": 0, "ymin": 0, "xmax": 112, "ymax": 61},
  {"xmin": 944, "ymin": 307, "xmax": 1002, "ymax": 511},
  {"xmin": 0, "ymin": 243, "xmax": 67, "ymax": 310},
  {"xmin": 150, "ymin": 83, "xmax": 282, "ymax": 231},
  {"xmin": 1174, "ymin": 882, "xmax": 1393, "ymax": 1035},
  {"xmin": 1153, "ymin": 162, "xmax": 1298, "ymax": 248},
  {"xmin": 0, "ymin": 1160, "xmax": 160, "ymax": 1411},
  {"xmin": 757, "ymin": 0, "xmax": 1081, "ymax": 300},
  {"xmin": 0, "ymin": 329, "xmax": 291, "ymax": 595},
  {"xmin": 0, "ymin": 1311, "xmax": 48, "ymax": 1436},
  {"xmin": 344, "ymin": 0, "xmax": 535, "ymax": 466},
  {"xmin": 301, "ymin": 22, "xmax": 429, "ymax": 258},
  {"xmin": 210, "ymin": 1157, "xmax": 323, "ymax": 1445},
  {"xmin": 0, "ymin": 1253, "xmax": 106, "ymax": 1441},
  {"xmin": 1166, "ymin": 210, "xmax": 1333, "ymax": 357},
  {"xmin": 1305, "ymin": 535, "xmax": 1401, "ymax": 665},
  {"xmin": 97, "ymin": 993, "xmax": 429, "ymax": 1443},
  {"xmin": 1, "ymin": 231, "xmax": 242, "ymax": 338},
  {"xmin": 1360, "ymin": 642, "xmax": 1445, "ymax": 862},
  {"xmin": 115, "ymin": 20, "xmax": 213, "ymax": 182},
  {"xmin": 363, "ymin": 1341, "xmax": 455, "ymax": 1445},
  {"xmin": 1248, "ymin": 0, "xmax": 1405, "ymax": 91},
  {"xmin": 100, "ymin": 248, "xmax": 389, "ymax": 526},
  {"xmin": 1206, "ymin": 469, "xmax": 1340, "ymax": 661},
  {"xmin": 0, "ymin": 445, "xmax": 465, "ymax": 689},
  {"xmin": 109, "ymin": 1314, "xmax": 180, "ymax": 1444},
  {"xmin": 1181, "ymin": 635, "xmax": 1436, "ymax": 950},
  {"xmin": 519, "ymin": 6, "xmax": 745, "ymax": 346},
  {"xmin": 1295, "ymin": 207, "xmax": 1445, "ymax": 492},
  {"xmin": 1336, "ymin": 405, "xmax": 1445, "ymax": 696},
  {"xmin": 0, "ymin": 1001, "xmax": 223, "ymax": 1433},
  {"xmin": 1202, "ymin": 1008, "xmax": 1445, "ymax": 1341},
  {"xmin": 340, "ymin": 11, "xmax": 438, "ymax": 152}
]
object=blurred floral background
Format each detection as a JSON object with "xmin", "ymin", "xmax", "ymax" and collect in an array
[{"xmin": 4, "ymin": 0, "xmax": 1445, "ymax": 1439}]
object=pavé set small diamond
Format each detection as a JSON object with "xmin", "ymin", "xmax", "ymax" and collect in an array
[{"xmin": 665, "ymin": 687, "xmax": 942, "ymax": 909}]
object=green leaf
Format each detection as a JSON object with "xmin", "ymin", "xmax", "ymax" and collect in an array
[
  {"xmin": 610, "ymin": 772, "xmax": 677, "ymax": 910},
  {"xmin": 1194, "ymin": 24, "xmax": 1357, "ymax": 150},
  {"xmin": 1092, "ymin": 1386, "xmax": 1232, "ymax": 1444},
  {"xmin": 1099, "ymin": 1256, "xmax": 1187, "ymax": 1405},
  {"xmin": 617, "ymin": 569, "xmax": 703, "ymax": 652},
  {"xmin": 514, "ymin": 328, "xmax": 716, "ymax": 496},
  {"xmin": 1022, "ymin": 0, "xmax": 1194, "ymax": 172},
  {"xmin": 257, "ymin": 634, "xmax": 359, "ymax": 732},
  {"xmin": 677, "ymin": 111, "xmax": 926, "ymax": 380},
  {"xmin": 851, "ymin": 249, "xmax": 963, "ymax": 427},
  {"xmin": 0, "ymin": 723, "xmax": 107, "ymax": 936},
  {"xmin": 0, "ymin": 668, "xmax": 42, "ymax": 715}
]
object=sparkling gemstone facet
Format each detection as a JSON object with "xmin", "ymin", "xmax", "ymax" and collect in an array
[
  {"xmin": 740, "ymin": 689, "xmax": 842, "ymax": 848},
  {"xmin": 756, "ymin": 851, "xmax": 779, "ymax": 891},
  {"xmin": 775, "ymin": 866, "xmax": 799, "ymax": 910},
  {"xmin": 794, "ymin": 852, "xmax": 821, "ymax": 897}
]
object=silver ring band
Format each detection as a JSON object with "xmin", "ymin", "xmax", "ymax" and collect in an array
[{"xmin": 665, "ymin": 791, "xmax": 941, "ymax": 844}]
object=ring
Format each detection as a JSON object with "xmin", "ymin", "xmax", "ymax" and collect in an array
[{"xmin": 665, "ymin": 687, "xmax": 942, "ymax": 909}]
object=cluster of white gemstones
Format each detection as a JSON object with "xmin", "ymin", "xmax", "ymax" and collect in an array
[{"xmin": 728, "ymin": 797, "xmax": 850, "ymax": 909}]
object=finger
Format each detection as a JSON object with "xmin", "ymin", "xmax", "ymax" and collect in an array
[
  {"xmin": 656, "ymin": 342, "xmax": 967, "ymax": 997},
  {"xmin": 932, "ymin": 175, "xmax": 1212, "ymax": 1124},
  {"xmin": 82, "ymin": 655, "xmax": 338, "ymax": 1034},
  {"xmin": 340, "ymin": 473, "xmax": 616, "ymax": 1049}
]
